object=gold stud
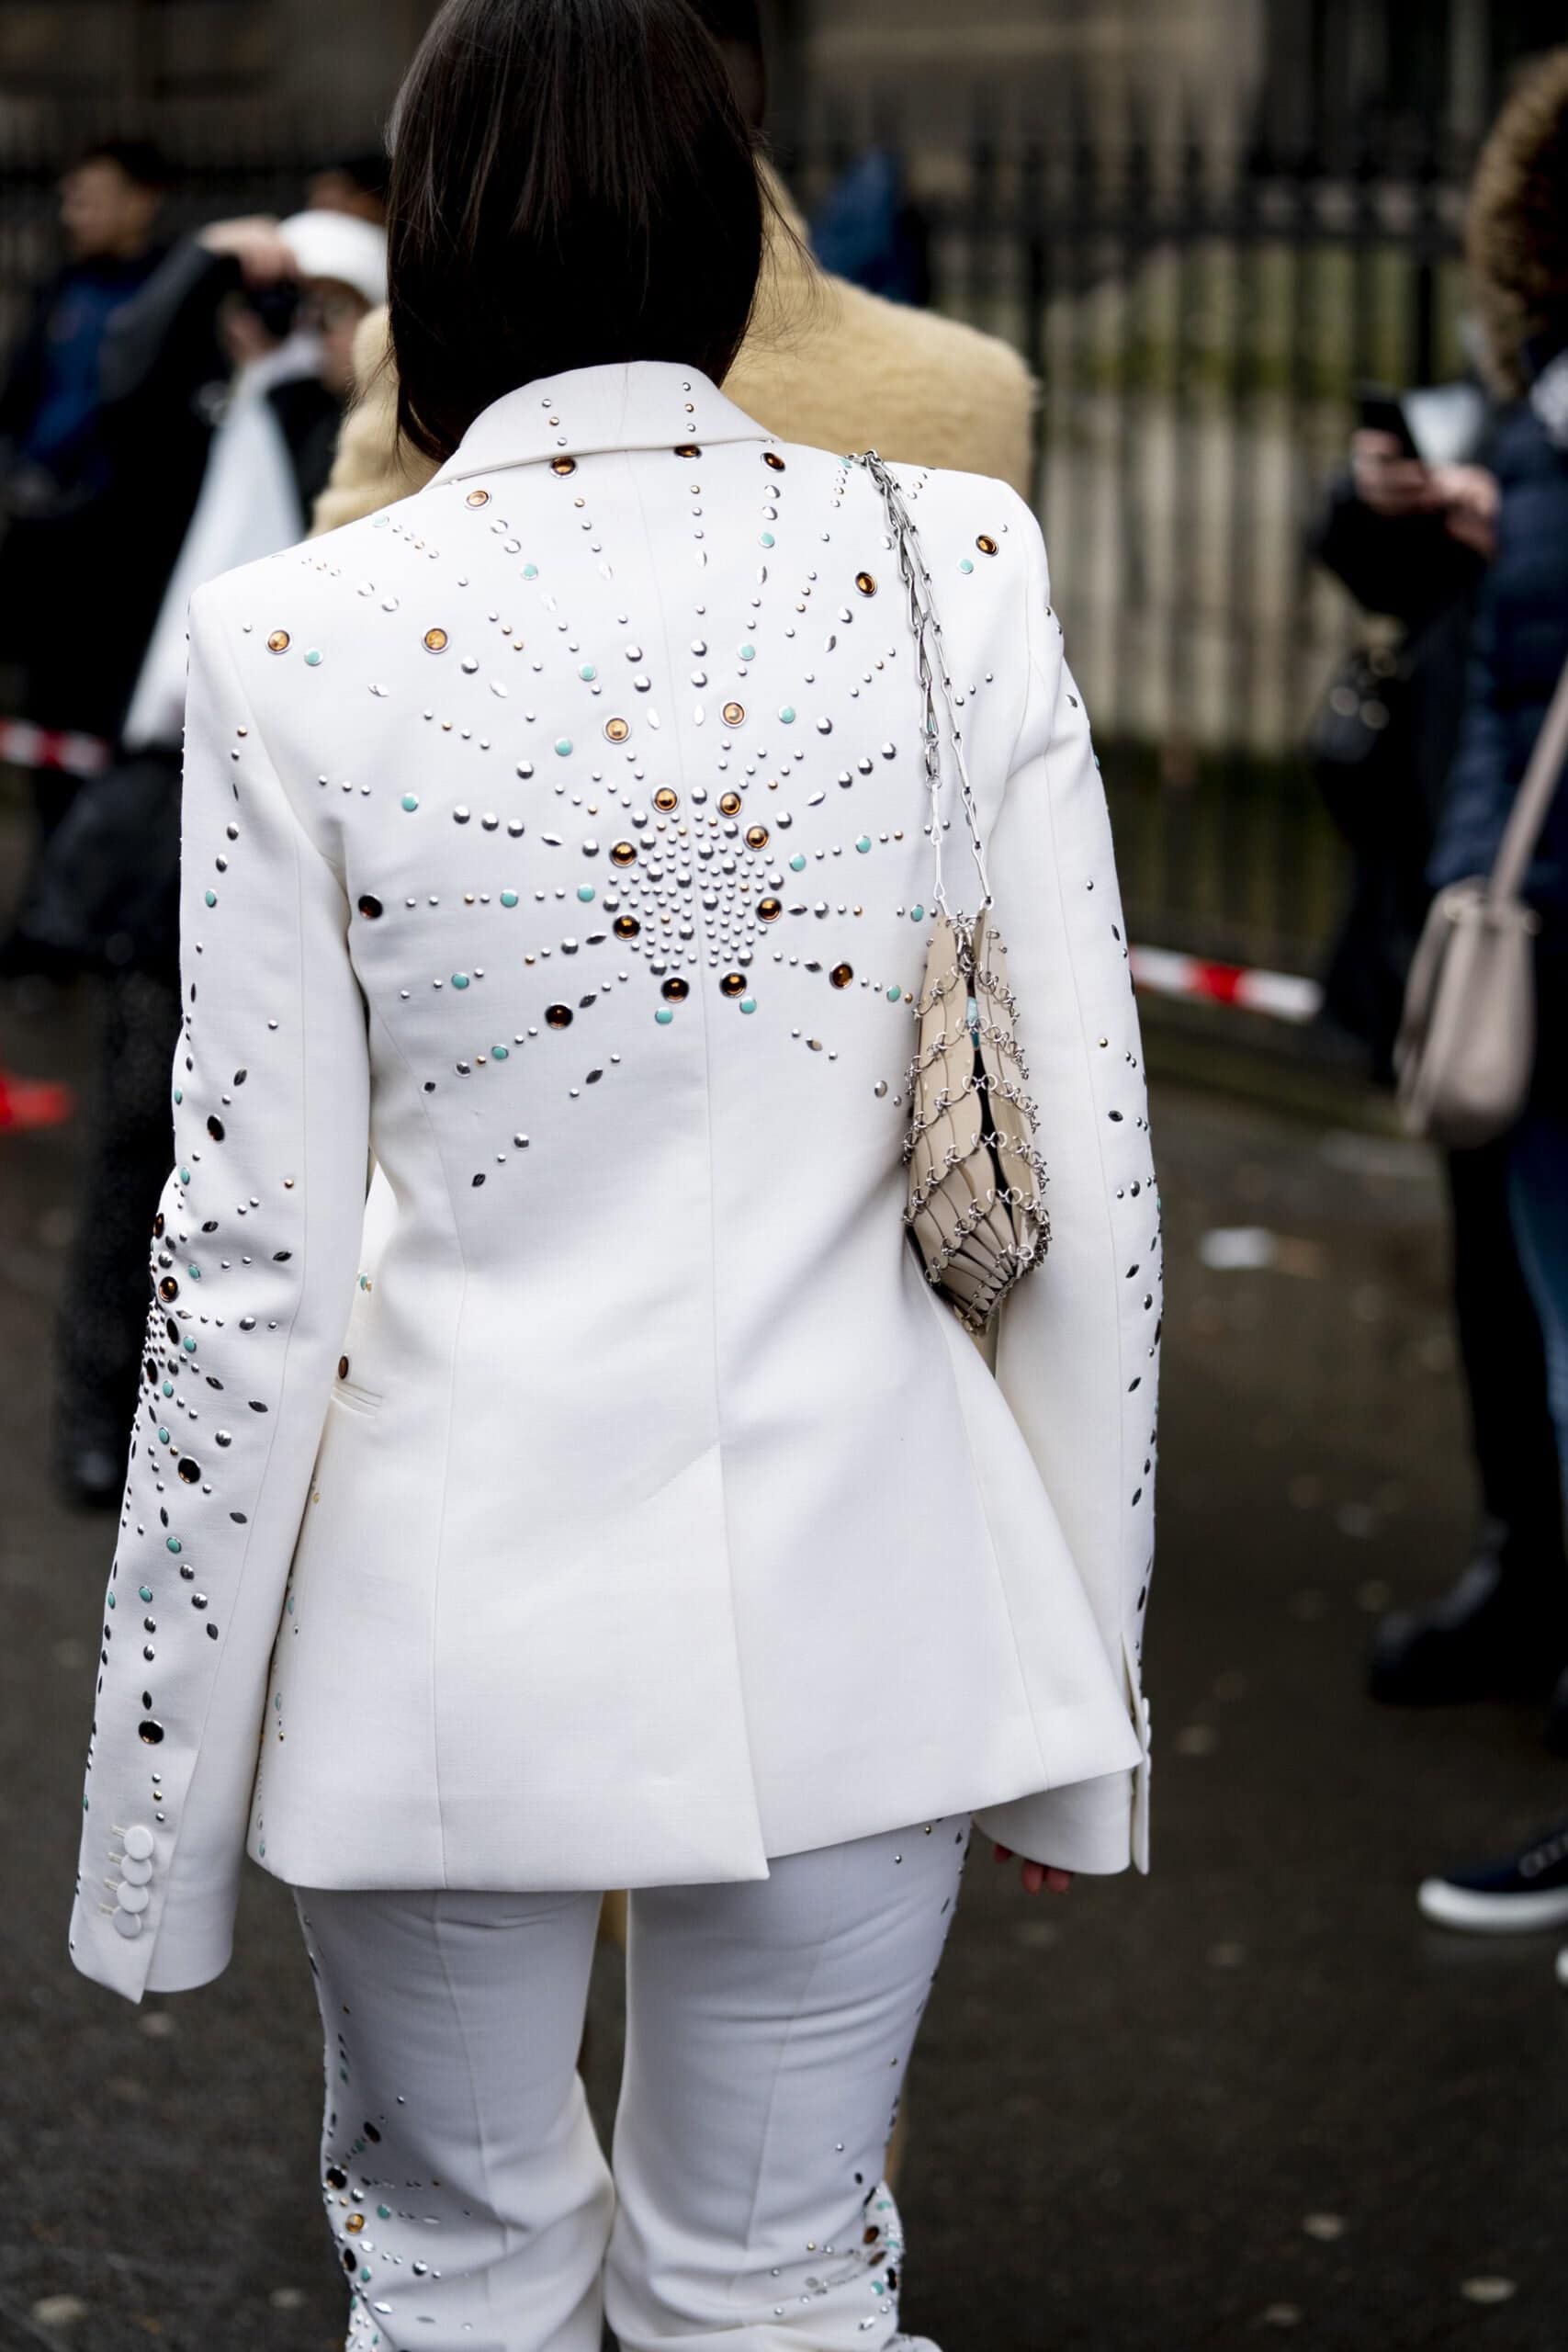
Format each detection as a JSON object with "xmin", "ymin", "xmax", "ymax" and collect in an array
[
  {"xmin": 551, "ymin": 456, "xmax": 576, "ymax": 476},
  {"xmin": 673, "ymin": 443, "xmax": 702, "ymax": 458},
  {"xmin": 718, "ymin": 790, "xmax": 742, "ymax": 816},
  {"xmin": 661, "ymin": 977, "xmax": 690, "ymax": 1001},
  {"xmin": 337, "ymin": 1356, "xmax": 350, "ymax": 1378},
  {"xmin": 829, "ymin": 962, "xmax": 853, "ymax": 988},
  {"xmin": 722, "ymin": 701, "xmax": 745, "ymax": 727},
  {"xmin": 423, "ymin": 627, "xmax": 448, "ymax": 653},
  {"xmin": 465, "ymin": 488, "xmax": 490, "ymax": 507},
  {"xmin": 745, "ymin": 823, "xmax": 769, "ymax": 849},
  {"xmin": 976, "ymin": 534, "xmax": 998, "ymax": 554},
  {"xmin": 610, "ymin": 841, "xmax": 637, "ymax": 866},
  {"xmin": 545, "ymin": 1002, "xmax": 573, "ymax": 1027},
  {"xmin": 653, "ymin": 786, "xmax": 679, "ymax": 812},
  {"xmin": 266, "ymin": 628, "xmax": 290, "ymax": 652},
  {"xmin": 604, "ymin": 717, "xmax": 629, "ymax": 742},
  {"xmin": 764, "ymin": 450, "xmax": 785, "ymax": 471},
  {"xmin": 854, "ymin": 572, "xmax": 876, "ymax": 596},
  {"xmin": 345, "ymin": 2214, "xmax": 365, "ymax": 2234},
  {"xmin": 614, "ymin": 913, "xmax": 641, "ymax": 938},
  {"xmin": 758, "ymin": 896, "xmax": 782, "ymax": 922},
  {"xmin": 719, "ymin": 971, "xmax": 746, "ymax": 996}
]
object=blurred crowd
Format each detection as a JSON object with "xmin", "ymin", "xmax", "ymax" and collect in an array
[{"xmin": 3, "ymin": 27, "xmax": 1568, "ymax": 1996}]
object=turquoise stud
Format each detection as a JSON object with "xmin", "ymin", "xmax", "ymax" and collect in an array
[
  {"xmin": 789, "ymin": 854, "xmax": 807, "ymax": 872},
  {"xmin": 856, "ymin": 835, "xmax": 872, "ymax": 853},
  {"xmin": 523, "ymin": 563, "xmax": 538, "ymax": 578},
  {"xmin": 451, "ymin": 973, "xmax": 470, "ymax": 989},
  {"xmin": 166, "ymin": 1537, "xmax": 182, "ymax": 1555},
  {"xmin": 739, "ymin": 995, "xmax": 757, "ymax": 1013},
  {"xmin": 401, "ymin": 794, "xmax": 419, "ymax": 812},
  {"xmin": 580, "ymin": 663, "xmax": 597, "ymax": 681},
  {"xmin": 959, "ymin": 558, "xmax": 974, "ymax": 573},
  {"xmin": 655, "ymin": 1007, "xmax": 674, "ymax": 1025},
  {"xmin": 779, "ymin": 705, "xmax": 795, "ymax": 724},
  {"xmin": 304, "ymin": 648, "xmax": 323, "ymax": 667},
  {"xmin": 173, "ymin": 1088, "xmax": 182, "ymax": 1103},
  {"xmin": 577, "ymin": 884, "xmax": 595, "ymax": 902},
  {"xmin": 738, "ymin": 642, "xmax": 755, "ymax": 661},
  {"xmin": 183, "ymin": 1336, "xmax": 197, "ymax": 1352},
  {"xmin": 491, "ymin": 1044, "xmax": 508, "ymax": 1060},
  {"xmin": 910, "ymin": 905, "xmax": 925, "ymax": 922},
  {"xmin": 500, "ymin": 888, "xmax": 518, "ymax": 908},
  {"xmin": 555, "ymin": 738, "xmax": 572, "ymax": 756},
  {"xmin": 886, "ymin": 984, "xmax": 902, "ymax": 1001},
  {"xmin": 760, "ymin": 531, "xmax": 775, "ymax": 548},
  {"xmin": 204, "ymin": 889, "xmax": 217, "ymax": 907},
  {"xmin": 140, "ymin": 1585, "xmax": 153, "ymax": 1602}
]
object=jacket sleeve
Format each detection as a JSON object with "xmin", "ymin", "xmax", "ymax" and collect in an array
[
  {"xmin": 1312, "ymin": 470, "xmax": 1482, "ymax": 627},
  {"xmin": 972, "ymin": 503, "xmax": 1158, "ymax": 1875},
  {"xmin": 68, "ymin": 583, "xmax": 369, "ymax": 2002},
  {"xmin": 1427, "ymin": 560, "xmax": 1511, "ymax": 892}
]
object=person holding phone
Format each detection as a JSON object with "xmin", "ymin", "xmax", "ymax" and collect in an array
[{"xmin": 1312, "ymin": 400, "xmax": 1568, "ymax": 1739}]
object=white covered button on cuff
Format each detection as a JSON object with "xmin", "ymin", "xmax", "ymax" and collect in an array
[
  {"xmin": 116, "ymin": 1883, "xmax": 151, "ymax": 1914},
  {"xmin": 112, "ymin": 1909, "xmax": 144, "ymax": 1939},
  {"xmin": 122, "ymin": 1825, "xmax": 155, "ymax": 1860},
  {"xmin": 119, "ymin": 1856, "xmax": 153, "ymax": 1885}
]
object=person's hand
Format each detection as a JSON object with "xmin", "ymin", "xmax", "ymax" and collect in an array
[
  {"xmin": 1429, "ymin": 462, "xmax": 1500, "ymax": 560},
  {"xmin": 992, "ymin": 1842, "xmax": 1073, "ymax": 1895},
  {"xmin": 199, "ymin": 216, "xmax": 297, "ymax": 288},
  {"xmin": 1350, "ymin": 428, "xmax": 1437, "ymax": 517}
]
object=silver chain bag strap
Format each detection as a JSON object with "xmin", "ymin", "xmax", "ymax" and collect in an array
[{"xmin": 852, "ymin": 451, "xmax": 1049, "ymax": 1331}]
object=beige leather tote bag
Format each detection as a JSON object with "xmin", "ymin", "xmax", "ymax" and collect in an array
[
  {"xmin": 852, "ymin": 452, "xmax": 1048, "ymax": 1331},
  {"xmin": 1396, "ymin": 653, "xmax": 1568, "ymax": 1147}
]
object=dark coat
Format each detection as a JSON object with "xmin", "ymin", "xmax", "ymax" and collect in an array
[
  {"xmin": 1432, "ymin": 396, "xmax": 1568, "ymax": 1099},
  {"xmin": 1309, "ymin": 476, "xmax": 1483, "ymax": 1075},
  {"xmin": 1432, "ymin": 400, "xmax": 1568, "ymax": 911}
]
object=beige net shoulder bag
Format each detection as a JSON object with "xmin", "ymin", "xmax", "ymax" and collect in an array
[{"xmin": 852, "ymin": 451, "xmax": 1049, "ymax": 1332}]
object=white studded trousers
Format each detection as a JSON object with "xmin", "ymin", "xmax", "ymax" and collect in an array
[{"xmin": 294, "ymin": 1817, "xmax": 969, "ymax": 2352}]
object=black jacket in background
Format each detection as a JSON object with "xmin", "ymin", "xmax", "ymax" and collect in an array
[{"xmin": 1309, "ymin": 476, "xmax": 1485, "ymax": 1075}]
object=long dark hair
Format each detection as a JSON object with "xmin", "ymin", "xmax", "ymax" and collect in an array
[{"xmin": 387, "ymin": 0, "xmax": 767, "ymax": 461}]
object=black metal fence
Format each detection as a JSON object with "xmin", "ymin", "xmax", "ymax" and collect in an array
[{"xmin": 2, "ymin": 96, "xmax": 1483, "ymax": 980}]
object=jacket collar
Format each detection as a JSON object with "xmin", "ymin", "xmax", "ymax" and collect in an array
[{"xmin": 432, "ymin": 361, "xmax": 773, "ymax": 484}]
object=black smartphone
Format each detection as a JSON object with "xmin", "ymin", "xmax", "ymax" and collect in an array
[{"xmin": 1355, "ymin": 383, "xmax": 1422, "ymax": 459}]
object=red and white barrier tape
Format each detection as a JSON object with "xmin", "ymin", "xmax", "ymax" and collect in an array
[
  {"xmin": 0, "ymin": 717, "xmax": 110, "ymax": 775},
  {"xmin": 1131, "ymin": 945, "xmax": 1323, "ymax": 1025},
  {"xmin": 0, "ymin": 1071, "xmax": 73, "ymax": 1133}
]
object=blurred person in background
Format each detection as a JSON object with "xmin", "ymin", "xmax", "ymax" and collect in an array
[
  {"xmin": 1311, "ymin": 416, "xmax": 1568, "ymax": 1735},
  {"xmin": 81, "ymin": 150, "xmax": 393, "ymax": 639},
  {"xmin": 1404, "ymin": 48, "xmax": 1568, "ymax": 1970},
  {"xmin": 64, "ymin": 3, "xmax": 1157, "ymax": 2345},
  {"xmin": 305, "ymin": 150, "xmax": 389, "ymax": 225},
  {"xmin": 310, "ymin": 0, "xmax": 1034, "ymax": 535},
  {"xmin": 32, "ymin": 211, "xmax": 386, "ymax": 1508},
  {"xmin": 0, "ymin": 139, "xmax": 169, "ymax": 974}
]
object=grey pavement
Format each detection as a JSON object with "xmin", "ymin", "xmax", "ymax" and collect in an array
[{"xmin": 2, "ymin": 979, "xmax": 1564, "ymax": 2352}]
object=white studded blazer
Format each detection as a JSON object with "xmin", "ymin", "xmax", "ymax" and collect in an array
[{"xmin": 70, "ymin": 362, "xmax": 1159, "ymax": 2004}]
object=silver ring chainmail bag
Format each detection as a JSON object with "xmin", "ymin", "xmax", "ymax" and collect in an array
[{"xmin": 852, "ymin": 451, "xmax": 1049, "ymax": 1332}]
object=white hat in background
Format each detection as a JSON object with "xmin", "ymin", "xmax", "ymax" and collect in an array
[{"xmin": 277, "ymin": 209, "xmax": 388, "ymax": 308}]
